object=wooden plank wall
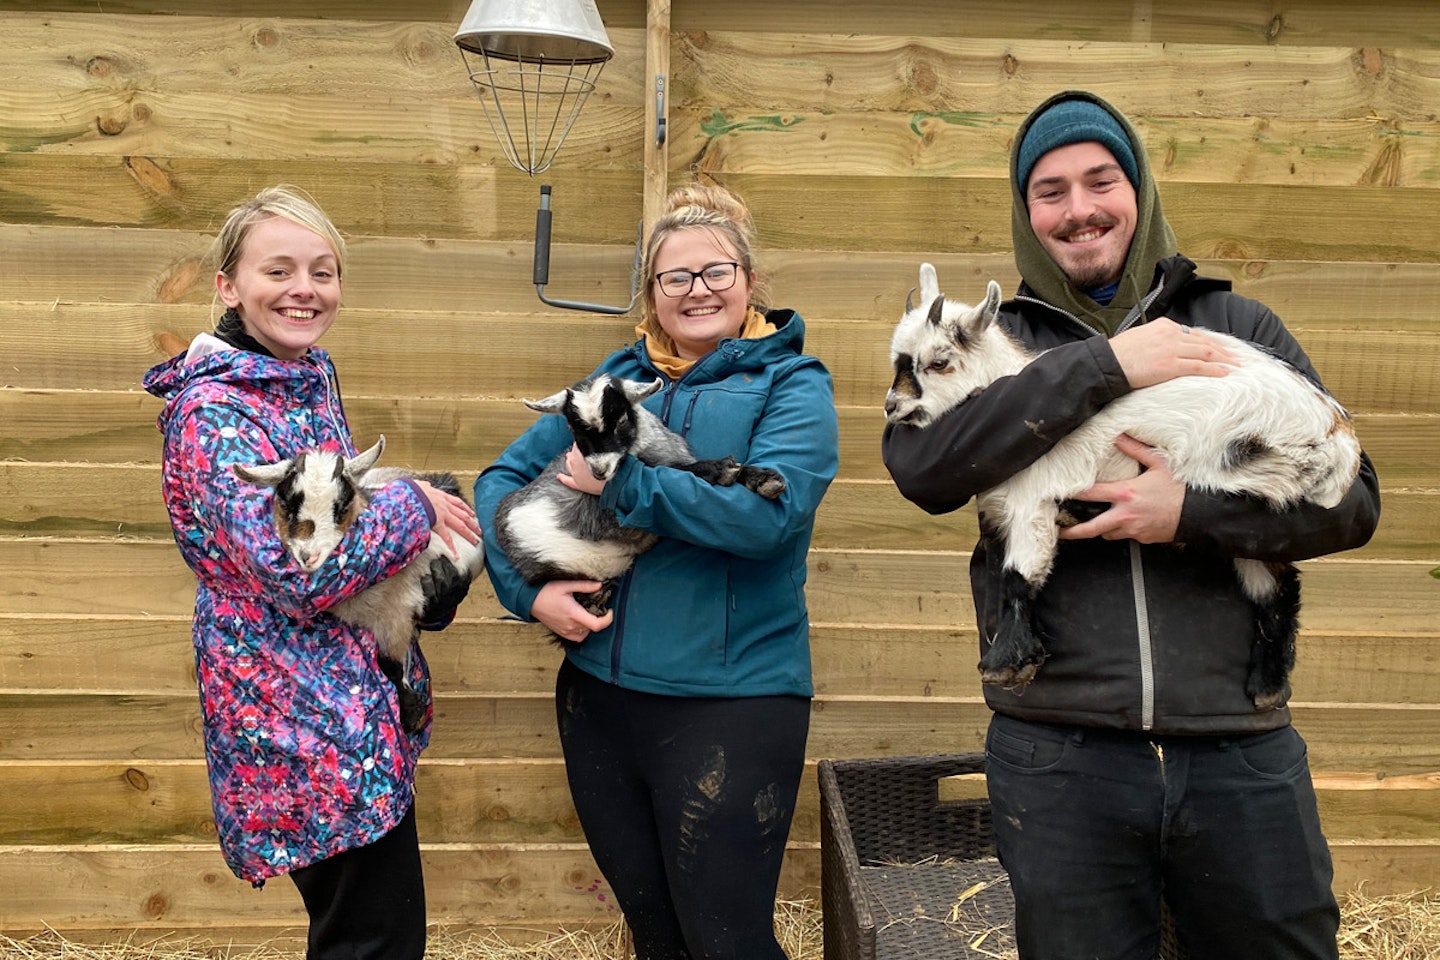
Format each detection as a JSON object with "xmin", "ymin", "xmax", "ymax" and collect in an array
[{"xmin": 2, "ymin": 0, "xmax": 1438, "ymax": 946}]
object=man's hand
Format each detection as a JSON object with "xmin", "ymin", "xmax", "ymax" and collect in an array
[
  {"xmin": 1057, "ymin": 434, "xmax": 1184, "ymax": 544},
  {"xmin": 1109, "ymin": 317, "xmax": 1237, "ymax": 389},
  {"xmin": 532, "ymin": 579, "xmax": 614, "ymax": 643}
]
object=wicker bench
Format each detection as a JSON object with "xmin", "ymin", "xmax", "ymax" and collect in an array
[{"xmin": 819, "ymin": 753, "xmax": 1186, "ymax": 960}]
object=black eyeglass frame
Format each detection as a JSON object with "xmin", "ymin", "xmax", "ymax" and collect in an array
[{"xmin": 653, "ymin": 261, "xmax": 742, "ymax": 298}]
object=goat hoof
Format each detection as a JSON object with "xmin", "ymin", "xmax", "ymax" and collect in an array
[
  {"xmin": 1249, "ymin": 685, "xmax": 1290, "ymax": 712},
  {"xmin": 978, "ymin": 660, "xmax": 1040, "ymax": 690},
  {"xmin": 397, "ymin": 683, "xmax": 430, "ymax": 735},
  {"xmin": 755, "ymin": 475, "xmax": 786, "ymax": 499}
]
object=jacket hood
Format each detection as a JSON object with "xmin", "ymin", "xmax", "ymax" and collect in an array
[
  {"xmin": 1010, "ymin": 90, "xmax": 1179, "ymax": 334},
  {"xmin": 142, "ymin": 339, "xmax": 332, "ymax": 433}
]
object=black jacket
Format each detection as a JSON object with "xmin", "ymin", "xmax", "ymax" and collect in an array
[{"xmin": 881, "ymin": 255, "xmax": 1381, "ymax": 734}]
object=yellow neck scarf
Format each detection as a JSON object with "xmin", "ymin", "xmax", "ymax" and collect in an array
[{"xmin": 637, "ymin": 306, "xmax": 777, "ymax": 380}]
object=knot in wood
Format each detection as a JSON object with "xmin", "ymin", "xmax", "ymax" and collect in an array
[{"xmin": 123, "ymin": 767, "xmax": 150, "ymax": 792}]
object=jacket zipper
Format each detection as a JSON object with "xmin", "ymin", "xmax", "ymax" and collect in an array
[
  {"xmin": 608, "ymin": 566, "xmax": 635, "ymax": 683},
  {"xmin": 1130, "ymin": 542, "xmax": 1156, "ymax": 730}
]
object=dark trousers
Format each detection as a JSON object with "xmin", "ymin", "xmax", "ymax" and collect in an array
[
  {"xmin": 288, "ymin": 802, "xmax": 426, "ymax": 960},
  {"xmin": 985, "ymin": 713, "xmax": 1339, "ymax": 960},
  {"xmin": 556, "ymin": 658, "xmax": 810, "ymax": 960}
]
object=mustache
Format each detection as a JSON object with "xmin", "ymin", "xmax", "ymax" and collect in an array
[{"xmin": 1056, "ymin": 215, "xmax": 1119, "ymax": 238}]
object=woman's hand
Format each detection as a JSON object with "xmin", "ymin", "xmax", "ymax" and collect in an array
[
  {"xmin": 556, "ymin": 445, "xmax": 606, "ymax": 495},
  {"xmin": 1109, "ymin": 317, "xmax": 1237, "ymax": 389},
  {"xmin": 532, "ymin": 580, "xmax": 615, "ymax": 643},
  {"xmin": 414, "ymin": 480, "xmax": 482, "ymax": 554}
]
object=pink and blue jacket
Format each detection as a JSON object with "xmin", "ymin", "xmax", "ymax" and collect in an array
[{"xmin": 143, "ymin": 343, "xmax": 433, "ymax": 884}]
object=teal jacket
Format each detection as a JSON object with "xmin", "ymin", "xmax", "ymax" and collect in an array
[{"xmin": 474, "ymin": 309, "xmax": 838, "ymax": 698}]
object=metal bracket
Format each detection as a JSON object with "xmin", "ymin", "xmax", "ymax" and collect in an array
[
  {"xmin": 533, "ymin": 185, "xmax": 642, "ymax": 315},
  {"xmin": 655, "ymin": 74, "xmax": 667, "ymax": 146}
]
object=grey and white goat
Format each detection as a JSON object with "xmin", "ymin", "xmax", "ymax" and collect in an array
[
  {"xmin": 885, "ymin": 264, "xmax": 1361, "ymax": 709},
  {"xmin": 494, "ymin": 374, "xmax": 786, "ymax": 630},
  {"xmin": 233, "ymin": 435, "xmax": 485, "ymax": 731}
]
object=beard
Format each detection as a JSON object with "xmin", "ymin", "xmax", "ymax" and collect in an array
[{"xmin": 1051, "ymin": 216, "xmax": 1126, "ymax": 291}]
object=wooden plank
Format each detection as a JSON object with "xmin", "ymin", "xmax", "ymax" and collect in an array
[
  {"xmin": 0, "ymin": 155, "xmax": 643, "ymax": 243},
  {"xmin": 4, "ymin": 689, "xmax": 1439, "ymax": 774},
  {"xmin": 673, "ymin": 110, "xmax": 1440, "ymax": 189},
  {"xmin": 5, "ymin": 610, "xmax": 1439, "ymax": 706},
  {"xmin": 0, "ymin": 14, "xmax": 648, "ymax": 104},
  {"xmin": 7, "ymin": 1, "xmax": 1440, "ymax": 49},
  {"xmin": 7, "ymin": 301, "xmax": 1440, "ymax": 417},
  {"xmin": 712, "ymin": 174, "xmax": 1440, "ymax": 263},
  {"xmin": 5, "ymin": 461, "xmax": 1434, "ymax": 560},
  {"xmin": 0, "ymin": 2, "xmax": 651, "ymax": 29},
  {"xmin": 2, "ymin": 538, "xmax": 1436, "ymax": 633},
  {"xmin": 7, "ymin": 225, "xmax": 1440, "ymax": 331},
  {"xmin": 667, "ymin": 0, "xmax": 1440, "ymax": 49},
  {"xmin": 4, "ymin": 155, "xmax": 1440, "ymax": 261},
  {"xmin": 1, "ymin": 389, "xmax": 1435, "ymax": 485},
  {"xmin": 673, "ymin": 32, "xmax": 1440, "ymax": 121},
  {"xmin": 3, "ymin": 756, "xmax": 1435, "ymax": 851},
  {"xmin": 0, "ymin": 838, "xmax": 1432, "ymax": 937}
]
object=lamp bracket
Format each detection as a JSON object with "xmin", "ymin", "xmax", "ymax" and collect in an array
[{"xmin": 533, "ymin": 185, "xmax": 642, "ymax": 315}]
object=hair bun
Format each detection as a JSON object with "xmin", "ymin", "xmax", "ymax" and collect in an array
[{"xmin": 665, "ymin": 183, "xmax": 752, "ymax": 230}]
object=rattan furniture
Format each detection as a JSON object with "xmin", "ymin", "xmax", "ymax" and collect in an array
[{"xmin": 819, "ymin": 753, "xmax": 1186, "ymax": 959}]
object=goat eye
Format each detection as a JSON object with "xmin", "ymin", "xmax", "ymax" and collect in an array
[{"xmin": 928, "ymin": 358, "xmax": 950, "ymax": 372}]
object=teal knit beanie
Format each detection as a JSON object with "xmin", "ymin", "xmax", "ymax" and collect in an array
[{"xmin": 1017, "ymin": 98, "xmax": 1139, "ymax": 191}]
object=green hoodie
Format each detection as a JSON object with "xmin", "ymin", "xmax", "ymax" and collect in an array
[{"xmin": 1010, "ymin": 90, "xmax": 1179, "ymax": 335}]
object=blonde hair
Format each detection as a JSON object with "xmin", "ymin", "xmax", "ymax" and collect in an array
[
  {"xmin": 638, "ymin": 184, "xmax": 771, "ymax": 332},
  {"xmin": 211, "ymin": 184, "xmax": 347, "ymax": 281}
]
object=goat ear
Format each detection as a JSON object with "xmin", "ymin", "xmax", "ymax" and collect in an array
[
  {"xmin": 981, "ymin": 280, "xmax": 1003, "ymax": 324},
  {"xmin": 232, "ymin": 460, "xmax": 291, "ymax": 488},
  {"xmin": 346, "ymin": 436, "xmax": 385, "ymax": 478},
  {"xmin": 622, "ymin": 377, "xmax": 665, "ymax": 404},
  {"xmin": 918, "ymin": 262, "xmax": 940, "ymax": 304},
  {"xmin": 524, "ymin": 390, "xmax": 569, "ymax": 415}
]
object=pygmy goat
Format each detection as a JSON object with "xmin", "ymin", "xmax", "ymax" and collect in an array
[
  {"xmin": 494, "ymin": 374, "xmax": 786, "ymax": 634},
  {"xmin": 885, "ymin": 264, "xmax": 1361, "ymax": 710},
  {"xmin": 233, "ymin": 436, "xmax": 485, "ymax": 732}
]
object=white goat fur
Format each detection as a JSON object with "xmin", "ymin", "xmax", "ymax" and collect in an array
[
  {"xmin": 888, "ymin": 266, "xmax": 1360, "ymax": 592},
  {"xmin": 233, "ymin": 435, "xmax": 485, "ymax": 662}
]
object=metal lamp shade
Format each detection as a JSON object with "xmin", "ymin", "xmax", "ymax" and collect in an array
[{"xmin": 454, "ymin": 0, "xmax": 615, "ymax": 175}]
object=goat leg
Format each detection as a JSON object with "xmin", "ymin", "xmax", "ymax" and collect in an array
[
  {"xmin": 378, "ymin": 654, "xmax": 430, "ymax": 735},
  {"xmin": 979, "ymin": 567, "xmax": 1049, "ymax": 690},
  {"xmin": 1246, "ymin": 563, "xmax": 1301, "ymax": 711}
]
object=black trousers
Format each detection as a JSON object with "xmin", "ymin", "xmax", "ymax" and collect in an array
[
  {"xmin": 556, "ymin": 658, "xmax": 810, "ymax": 960},
  {"xmin": 288, "ymin": 802, "xmax": 426, "ymax": 960},
  {"xmin": 985, "ymin": 713, "xmax": 1340, "ymax": 960}
]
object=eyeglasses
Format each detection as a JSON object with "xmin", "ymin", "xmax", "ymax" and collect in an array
[{"xmin": 654, "ymin": 261, "xmax": 740, "ymax": 298}]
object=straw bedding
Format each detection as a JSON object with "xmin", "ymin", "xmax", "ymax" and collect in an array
[{"xmin": 0, "ymin": 890, "xmax": 1434, "ymax": 959}]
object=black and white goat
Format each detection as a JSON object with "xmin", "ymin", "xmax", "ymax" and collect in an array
[
  {"xmin": 885, "ymin": 264, "xmax": 1361, "ymax": 710},
  {"xmin": 233, "ymin": 436, "xmax": 485, "ymax": 732},
  {"xmin": 494, "ymin": 374, "xmax": 786, "ymax": 629}
]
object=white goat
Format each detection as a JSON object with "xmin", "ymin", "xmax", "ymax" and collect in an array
[
  {"xmin": 494, "ymin": 375, "xmax": 786, "ymax": 629},
  {"xmin": 885, "ymin": 264, "xmax": 1361, "ymax": 709},
  {"xmin": 233, "ymin": 435, "xmax": 485, "ymax": 731}
]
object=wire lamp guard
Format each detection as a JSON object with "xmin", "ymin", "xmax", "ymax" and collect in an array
[{"xmin": 455, "ymin": 0, "xmax": 643, "ymax": 314}]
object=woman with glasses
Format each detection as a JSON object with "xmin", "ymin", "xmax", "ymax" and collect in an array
[{"xmin": 475, "ymin": 183, "xmax": 839, "ymax": 959}]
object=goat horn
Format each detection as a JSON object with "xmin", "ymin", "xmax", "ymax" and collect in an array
[
  {"xmin": 905, "ymin": 286, "xmax": 917, "ymax": 313},
  {"xmin": 927, "ymin": 294, "xmax": 945, "ymax": 326}
]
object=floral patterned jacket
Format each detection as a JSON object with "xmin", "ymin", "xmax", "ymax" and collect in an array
[{"xmin": 143, "ymin": 340, "xmax": 433, "ymax": 884}]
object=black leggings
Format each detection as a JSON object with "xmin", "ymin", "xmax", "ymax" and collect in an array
[
  {"xmin": 556, "ymin": 659, "xmax": 810, "ymax": 960},
  {"xmin": 288, "ymin": 802, "xmax": 426, "ymax": 960}
]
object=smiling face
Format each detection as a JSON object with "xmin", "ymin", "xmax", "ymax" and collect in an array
[
  {"xmin": 216, "ymin": 216, "xmax": 341, "ymax": 360},
  {"xmin": 1026, "ymin": 140, "xmax": 1138, "ymax": 291},
  {"xmin": 651, "ymin": 227, "xmax": 753, "ymax": 361}
]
